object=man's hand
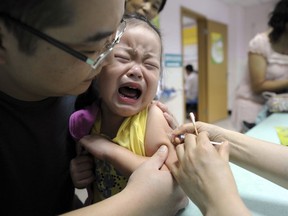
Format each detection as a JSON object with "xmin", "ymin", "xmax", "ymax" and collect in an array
[
  {"xmin": 126, "ymin": 145, "xmax": 188, "ymax": 215},
  {"xmin": 154, "ymin": 101, "xmax": 179, "ymax": 129}
]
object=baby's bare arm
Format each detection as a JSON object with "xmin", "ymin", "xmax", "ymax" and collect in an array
[{"xmin": 80, "ymin": 134, "xmax": 147, "ymax": 177}]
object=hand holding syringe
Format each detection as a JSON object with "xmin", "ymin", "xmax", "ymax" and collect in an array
[{"xmin": 179, "ymin": 112, "xmax": 222, "ymax": 145}]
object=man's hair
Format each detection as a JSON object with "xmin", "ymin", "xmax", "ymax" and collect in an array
[
  {"xmin": 185, "ymin": 64, "xmax": 194, "ymax": 72},
  {"xmin": 0, "ymin": 0, "xmax": 73, "ymax": 54},
  {"xmin": 268, "ymin": 0, "xmax": 288, "ymax": 43}
]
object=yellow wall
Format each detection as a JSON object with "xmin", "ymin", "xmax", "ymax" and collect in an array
[{"xmin": 183, "ymin": 26, "xmax": 198, "ymax": 45}]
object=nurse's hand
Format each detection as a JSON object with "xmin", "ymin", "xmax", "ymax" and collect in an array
[
  {"xmin": 167, "ymin": 132, "xmax": 250, "ymax": 216},
  {"xmin": 171, "ymin": 121, "xmax": 227, "ymax": 144}
]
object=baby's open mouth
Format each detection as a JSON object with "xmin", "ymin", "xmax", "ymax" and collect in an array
[{"xmin": 118, "ymin": 86, "xmax": 142, "ymax": 99}]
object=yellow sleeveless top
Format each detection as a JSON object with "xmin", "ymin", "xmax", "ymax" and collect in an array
[{"xmin": 90, "ymin": 107, "xmax": 148, "ymax": 202}]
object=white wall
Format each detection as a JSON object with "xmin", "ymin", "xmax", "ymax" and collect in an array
[{"xmin": 159, "ymin": 0, "xmax": 278, "ymax": 118}]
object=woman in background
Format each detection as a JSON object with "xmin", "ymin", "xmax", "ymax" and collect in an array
[
  {"xmin": 125, "ymin": 0, "xmax": 167, "ymax": 20},
  {"xmin": 232, "ymin": 0, "xmax": 288, "ymax": 132}
]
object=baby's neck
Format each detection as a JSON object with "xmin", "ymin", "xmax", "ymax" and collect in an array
[{"xmin": 100, "ymin": 108, "xmax": 125, "ymax": 139}]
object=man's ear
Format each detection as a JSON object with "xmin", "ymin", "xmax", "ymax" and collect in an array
[{"xmin": 0, "ymin": 22, "xmax": 8, "ymax": 65}]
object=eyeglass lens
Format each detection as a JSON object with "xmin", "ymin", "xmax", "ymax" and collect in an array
[{"xmin": 91, "ymin": 20, "xmax": 126, "ymax": 69}]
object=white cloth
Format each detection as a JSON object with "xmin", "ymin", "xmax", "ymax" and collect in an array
[
  {"xmin": 185, "ymin": 72, "xmax": 198, "ymax": 101},
  {"xmin": 232, "ymin": 32, "xmax": 288, "ymax": 131}
]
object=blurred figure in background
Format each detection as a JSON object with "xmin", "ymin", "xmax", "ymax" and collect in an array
[
  {"xmin": 232, "ymin": 0, "xmax": 288, "ymax": 132},
  {"xmin": 125, "ymin": 0, "xmax": 167, "ymax": 20},
  {"xmin": 184, "ymin": 64, "xmax": 198, "ymax": 119}
]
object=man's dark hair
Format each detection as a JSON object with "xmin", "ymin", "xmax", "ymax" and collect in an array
[
  {"xmin": 158, "ymin": 0, "xmax": 167, "ymax": 13},
  {"xmin": 268, "ymin": 0, "xmax": 288, "ymax": 43},
  {"xmin": 0, "ymin": 0, "xmax": 73, "ymax": 54},
  {"xmin": 185, "ymin": 64, "xmax": 194, "ymax": 73}
]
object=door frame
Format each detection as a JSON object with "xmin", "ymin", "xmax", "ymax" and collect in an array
[{"xmin": 181, "ymin": 7, "xmax": 208, "ymax": 121}]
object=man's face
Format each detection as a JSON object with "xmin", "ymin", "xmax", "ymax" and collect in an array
[
  {"xmin": 0, "ymin": 0, "xmax": 125, "ymax": 101},
  {"xmin": 125, "ymin": 0, "xmax": 163, "ymax": 20}
]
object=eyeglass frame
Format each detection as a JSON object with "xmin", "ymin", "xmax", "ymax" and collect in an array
[{"xmin": 0, "ymin": 13, "xmax": 126, "ymax": 69}]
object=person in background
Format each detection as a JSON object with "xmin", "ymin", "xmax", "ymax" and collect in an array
[
  {"xmin": 184, "ymin": 64, "xmax": 198, "ymax": 118},
  {"xmin": 167, "ymin": 121, "xmax": 288, "ymax": 216},
  {"xmin": 69, "ymin": 14, "xmax": 185, "ymax": 208},
  {"xmin": 125, "ymin": 0, "xmax": 167, "ymax": 20},
  {"xmin": 232, "ymin": 0, "xmax": 288, "ymax": 132},
  {"xmin": 0, "ymin": 0, "xmax": 185, "ymax": 215}
]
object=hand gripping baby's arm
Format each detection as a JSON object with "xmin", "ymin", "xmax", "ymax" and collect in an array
[{"xmin": 79, "ymin": 134, "xmax": 147, "ymax": 177}]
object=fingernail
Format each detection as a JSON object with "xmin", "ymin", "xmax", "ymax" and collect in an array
[
  {"xmin": 158, "ymin": 145, "xmax": 167, "ymax": 152},
  {"xmin": 179, "ymin": 134, "xmax": 185, "ymax": 139}
]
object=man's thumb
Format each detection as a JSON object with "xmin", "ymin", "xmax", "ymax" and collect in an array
[{"xmin": 151, "ymin": 145, "xmax": 168, "ymax": 169}]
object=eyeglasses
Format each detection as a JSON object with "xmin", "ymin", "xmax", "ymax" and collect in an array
[{"xmin": 0, "ymin": 13, "xmax": 126, "ymax": 69}]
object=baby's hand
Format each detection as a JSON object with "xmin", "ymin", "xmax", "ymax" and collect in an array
[{"xmin": 70, "ymin": 154, "xmax": 95, "ymax": 189}]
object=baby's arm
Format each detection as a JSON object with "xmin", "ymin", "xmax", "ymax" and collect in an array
[
  {"xmin": 79, "ymin": 134, "xmax": 147, "ymax": 177},
  {"xmin": 145, "ymin": 103, "xmax": 177, "ymax": 166}
]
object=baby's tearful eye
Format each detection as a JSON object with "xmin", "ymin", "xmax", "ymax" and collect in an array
[
  {"xmin": 115, "ymin": 54, "xmax": 130, "ymax": 63},
  {"xmin": 145, "ymin": 62, "xmax": 159, "ymax": 70}
]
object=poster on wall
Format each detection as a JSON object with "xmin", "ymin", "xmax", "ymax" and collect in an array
[
  {"xmin": 211, "ymin": 32, "xmax": 224, "ymax": 64},
  {"xmin": 164, "ymin": 54, "xmax": 182, "ymax": 67}
]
